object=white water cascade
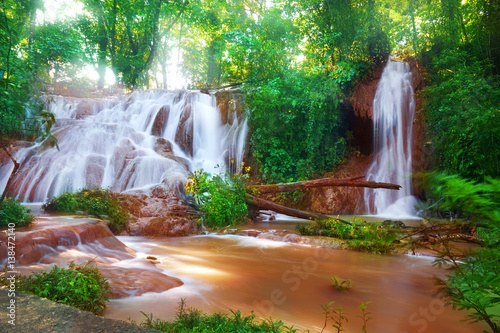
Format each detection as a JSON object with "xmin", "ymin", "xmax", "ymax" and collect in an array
[
  {"xmin": 0, "ymin": 90, "xmax": 248, "ymax": 202},
  {"xmin": 364, "ymin": 59, "xmax": 418, "ymax": 218}
]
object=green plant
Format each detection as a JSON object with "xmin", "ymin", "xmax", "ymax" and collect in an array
[
  {"xmin": 133, "ymin": 298, "xmax": 298, "ymax": 333},
  {"xmin": 17, "ymin": 261, "xmax": 109, "ymax": 315},
  {"xmin": 320, "ymin": 301, "xmax": 349, "ymax": 333},
  {"xmin": 42, "ymin": 188, "xmax": 128, "ymax": 233},
  {"xmin": 185, "ymin": 168, "xmax": 249, "ymax": 229},
  {"xmin": 356, "ymin": 302, "xmax": 373, "ymax": 333},
  {"xmin": 330, "ymin": 275, "xmax": 354, "ymax": 292},
  {"xmin": 0, "ymin": 198, "xmax": 36, "ymax": 227}
]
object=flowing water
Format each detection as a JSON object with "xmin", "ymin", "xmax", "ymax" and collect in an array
[
  {"xmin": 364, "ymin": 59, "xmax": 418, "ymax": 218},
  {"xmin": 0, "ymin": 90, "xmax": 248, "ymax": 202}
]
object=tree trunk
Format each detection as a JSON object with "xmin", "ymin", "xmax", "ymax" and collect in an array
[{"xmin": 249, "ymin": 176, "xmax": 401, "ymax": 195}]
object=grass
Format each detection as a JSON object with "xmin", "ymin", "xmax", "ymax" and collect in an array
[{"xmin": 133, "ymin": 299, "xmax": 298, "ymax": 333}]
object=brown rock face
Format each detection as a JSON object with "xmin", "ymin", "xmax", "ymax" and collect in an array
[
  {"xmin": 151, "ymin": 105, "xmax": 170, "ymax": 137},
  {"xmin": 119, "ymin": 184, "xmax": 199, "ymax": 237},
  {"xmin": 347, "ymin": 64, "xmax": 386, "ymax": 155},
  {"xmin": 215, "ymin": 90, "xmax": 245, "ymax": 125},
  {"xmin": 302, "ymin": 154, "xmax": 373, "ymax": 215}
]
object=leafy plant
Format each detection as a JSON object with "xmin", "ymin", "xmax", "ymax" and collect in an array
[
  {"xmin": 330, "ymin": 275, "xmax": 354, "ymax": 293},
  {"xmin": 320, "ymin": 301, "xmax": 349, "ymax": 333},
  {"xmin": 0, "ymin": 198, "xmax": 36, "ymax": 227},
  {"xmin": 420, "ymin": 173, "xmax": 500, "ymax": 332},
  {"xmin": 133, "ymin": 298, "xmax": 298, "ymax": 333},
  {"xmin": 185, "ymin": 168, "xmax": 249, "ymax": 229},
  {"xmin": 42, "ymin": 188, "xmax": 129, "ymax": 233},
  {"xmin": 356, "ymin": 302, "xmax": 373, "ymax": 333},
  {"xmin": 17, "ymin": 261, "xmax": 109, "ymax": 315}
]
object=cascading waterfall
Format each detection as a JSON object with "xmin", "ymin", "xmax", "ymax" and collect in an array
[
  {"xmin": 364, "ymin": 59, "xmax": 418, "ymax": 218},
  {"xmin": 0, "ymin": 90, "xmax": 248, "ymax": 202}
]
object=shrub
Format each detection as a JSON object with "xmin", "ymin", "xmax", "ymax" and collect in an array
[
  {"xmin": 185, "ymin": 169, "xmax": 248, "ymax": 229},
  {"xmin": 0, "ymin": 198, "xmax": 36, "ymax": 227},
  {"xmin": 42, "ymin": 188, "xmax": 128, "ymax": 233},
  {"xmin": 17, "ymin": 261, "xmax": 109, "ymax": 315}
]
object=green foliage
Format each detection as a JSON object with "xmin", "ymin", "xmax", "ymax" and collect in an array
[
  {"xmin": 244, "ymin": 69, "xmax": 346, "ymax": 183},
  {"xmin": 0, "ymin": 198, "xmax": 35, "ymax": 227},
  {"xmin": 185, "ymin": 169, "xmax": 248, "ymax": 229},
  {"xmin": 134, "ymin": 299, "xmax": 298, "ymax": 333},
  {"xmin": 421, "ymin": 172, "xmax": 500, "ymax": 333},
  {"xmin": 42, "ymin": 188, "xmax": 129, "ymax": 233},
  {"xmin": 296, "ymin": 218, "xmax": 400, "ymax": 254},
  {"xmin": 17, "ymin": 261, "xmax": 110, "ymax": 315},
  {"xmin": 423, "ymin": 50, "xmax": 500, "ymax": 180}
]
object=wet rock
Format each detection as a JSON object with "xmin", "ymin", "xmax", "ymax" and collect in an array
[
  {"xmin": 174, "ymin": 103, "xmax": 193, "ymax": 156},
  {"xmin": 153, "ymin": 137, "xmax": 173, "ymax": 155},
  {"xmin": 215, "ymin": 90, "xmax": 245, "ymax": 125},
  {"xmin": 151, "ymin": 105, "xmax": 170, "ymax": 137},
  {"xmin": 141, "ymin": 216, "xmax": 198, "ymax": 237},
  {"xmin": 84, "ymin": 155, "xmax": 106, "ymax": 188}
]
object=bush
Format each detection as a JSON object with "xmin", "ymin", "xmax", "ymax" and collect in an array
[
  {"xmin": 134, "ymin": 299, "xmax": 297, "ymax": 333},
  {"xmin": 42, "ymin": 188, "xmax": 128, "ymax": 233},
  {"xmin": 185, "ymin": 169, "xmax": 248, "ymax": 229},
  {"xmin": 17, "ymin": 261, "xmax": 110, "ymax": 315},
  {"xmin": 244, "ymin": 69, "xmax": 346, "ymax": 183},
  {"xmin": 0, "ymin": 198, "xmax": 36, "ymax": 227}
]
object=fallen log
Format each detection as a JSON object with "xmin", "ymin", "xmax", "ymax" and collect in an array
[
  {"xmin": 246, "ymin": 195, "xmax": 330, "ymax": 220},
  {"xmin": 249, "ymin": 176, "xmax": 401, "ymax": 195},
  {"xmin": 246, "ymin": 195, "xmax": 353, "ymax": 224}
]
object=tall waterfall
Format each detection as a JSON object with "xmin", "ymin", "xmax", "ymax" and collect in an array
[
  {"xmin": 364, "ymin": 59, "xmax": 418, "ymax": 218},
  {"xmin": 0, "ymin": 90, "xmax": 248, "ymax": 202}
]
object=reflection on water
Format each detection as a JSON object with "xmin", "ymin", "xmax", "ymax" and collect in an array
[{"xmin": 104, "ymin": 234, "xmax": 485, "ymax": 333}]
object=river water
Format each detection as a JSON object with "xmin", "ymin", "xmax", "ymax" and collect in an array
[{"xmin": 80, "ymin": 216, "xmax": 481, "ymax": 333}]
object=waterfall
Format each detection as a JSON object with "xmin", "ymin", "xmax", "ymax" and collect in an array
[
  {"xmin": 0, "ymin": 90, "xmax": 248, "ymax": 202},
  {"xmin": 364, "ymin": 59, "xmax": 418, "ymax": 218}
]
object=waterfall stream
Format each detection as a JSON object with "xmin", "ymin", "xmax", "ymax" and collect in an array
[
  {"xmin": 364, "ymin": 59, "xmax": 418, "ymax": 218},
  {"xmin": 0, "ymin": 90, "xmax": 248, "ymax": 202}
]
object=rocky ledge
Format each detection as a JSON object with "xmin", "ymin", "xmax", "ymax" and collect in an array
[{"xmin": 0, "ymin": 289, "xmax": 159, "ymax": 333}]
